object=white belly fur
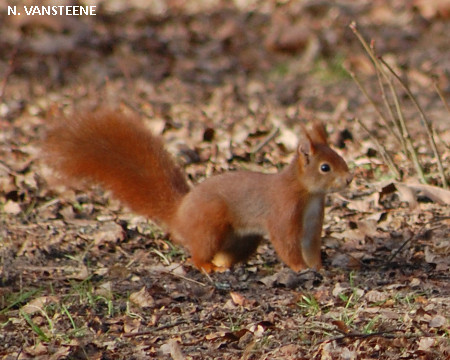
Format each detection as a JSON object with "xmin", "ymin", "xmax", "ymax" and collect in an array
[{"xmin": 301, "ymin": 195, "xmax": 323, "ymax": 251}]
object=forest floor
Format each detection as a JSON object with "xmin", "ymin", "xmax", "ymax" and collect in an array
[{"xmin": 0, "ymin": 1, "xmax": 449, "ymax": 359}]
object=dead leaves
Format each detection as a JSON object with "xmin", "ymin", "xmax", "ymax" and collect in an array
[
  {"xmin": 346, "ymin": 181, "xmax": 450, "ymax": 214},
  {"xmin": 3, "ymin": 199, "xmax": 22, "ymax": 215},
  {"xmin": 160, "ymin": 339, "xmax": 185, "ymax": 360},
  {"xmin": 396, "ymin": 183, "xmax": 450, "ymax": 207},
  {"xmin": 330, "ymin": 172, "xmax": 450, "ymax": 274},
  {"xmin": 429, "ymin": 315, "xmax": 447, "ymax": 328},
  {"xmin": 20, "ymin": 296, "xmax": 59, "ymax": 315},
  {"xmin": 1, "ymin": 0, "xmax": 449, "ymax": 359},
  {"xmin": 20, "ymin": 342, "xmax": 71, "ymax": 360},
  {"xmin": 414, "ymin": 0, "xmax": 450, "ymax": 19},
  {"xmin": 129, "ymin": 287, "xmax": 155, "ymax": 308}
]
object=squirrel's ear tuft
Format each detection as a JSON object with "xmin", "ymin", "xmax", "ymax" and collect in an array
[{"xmin": 309, "ymin": 122, "xmax": 328, "ymax": 145}]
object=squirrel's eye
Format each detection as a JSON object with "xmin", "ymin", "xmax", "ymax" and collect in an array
[{"xmin": 320, "ymin": 163, "xmax": 331, "ymax": 173}]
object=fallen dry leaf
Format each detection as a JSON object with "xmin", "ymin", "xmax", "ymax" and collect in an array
[
  {"xmin": 129, "ymin": 287, "xmax": 155, "ymax": 308},
  {"xmin": 3, "ymin": 200, "xmax": 21, "ymax": 215},
  {"xmin": 428, "ymin": 314, "xmax": 447, "ymax": 328},
  {"xmin": 21, "ymin": 296, "xmax": 59, "ymax": 315},
  {"xmin": 402, "ymin": 183, "xmax": 450, "ymax": 205},
  {"xmin": 365, "ymin": 290, "xmax": 389, "ymax": 303},
  {"xmin": 123, "ymin": 317, "xmax": 141, "ymax": 334},
  {"xmin": 230, "ymin": 291, "xmax": 247, "ymax": 306},
  {"xmin": 417, "ymin": 337, "xmax": 435, "ymax": 351},
  {"xmin": 23, "ymin": 342, "xmax": 48, "ymax": 357},
  {"xmin": 93, "ymin": 222, "xmax": 125, "ymax": 246},
  {"xmin": 160, "ymin": 340, "xmax": 185, "ymax": 360}
]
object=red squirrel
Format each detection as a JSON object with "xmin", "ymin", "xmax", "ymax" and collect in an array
[{"xmin": 43, "ymin": 110, "xmax": 352, "ymax": 273}]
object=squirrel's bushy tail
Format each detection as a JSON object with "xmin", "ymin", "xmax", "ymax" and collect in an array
[{"xmin": 44, "ymin": 110, "xmax": 190, "ymax": 225}]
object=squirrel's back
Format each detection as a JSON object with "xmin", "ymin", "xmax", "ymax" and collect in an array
[{"xmin": 43, "ymin": 110, "xmax": 190, "ymax": 224}]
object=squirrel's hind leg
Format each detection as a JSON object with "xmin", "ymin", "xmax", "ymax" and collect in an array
[{"xmin": 174, "ymin": 199, "xmax": 233, "ymax": 273}]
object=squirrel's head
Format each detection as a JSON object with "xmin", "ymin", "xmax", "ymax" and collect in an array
[{"xmin": 296, "ymin": 122, "xmax": 353, "ymax": 194}]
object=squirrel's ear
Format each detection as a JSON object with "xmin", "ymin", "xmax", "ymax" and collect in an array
[
  {"xmin": 297, "ymin": 126, "xmax": 315, "ymax": 165},
  {"xmin": 309, "ymin": 122, "xmax": 328, "ymax": 145}
]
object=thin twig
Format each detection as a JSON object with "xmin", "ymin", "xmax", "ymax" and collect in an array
[
  {"xmin": 121, "ymin": 99, "xmax": 154, "ymax": 120},
  {"xmin": 433, "ymin": 82, "xmax": 450, "ymax": 114},
  {"xmin": 121, "ymin": 319, "xmax": 189, "ymax": 337},
  {"xmin": 151, "ymin": 249, "xmax": 171, "ymax": 266},
  {"xmin": 355, "ymin": 118, "xmax": 401, "ymax": 180},
  {"xmin": 349, "ymin": 23, "xmax": 407, "ymax": 154},
  {"xmin": 15, "ymin": 347, "xmax": 23, "ymax": 360},
  {"xmin": 251, "ymin": 127, "xmax": 280, "ymax": 155},
  {"xmin": 350, "ymin": 22, "xmax": 427, "ymax": 184},
  {"xmin": 345, "ymin": 68, "xmax": 402, "ymax": 144},
  {"xmin": 374, "ymin": 58, "xmax": 408, "ymax": 155},
  {"xmin": 164, "ymin": 270, "xmax": 207, "ymax": 287},
  {"xmin": 386, "ymin": 233, "xmax": 414, "ymax": 264},
  {"xmin": 317, "ymin": 330, "xmax": 435, "ymax": 345},
  {"xmin": 380, "ymin": 57, "xmax": 448, "ymax": 188},
  {"xmin": 375, "ymin": 55, "xmax": 427, "ymax": 184}
]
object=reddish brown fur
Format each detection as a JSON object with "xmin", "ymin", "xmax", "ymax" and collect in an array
[
  {"xmin": 43, "ymin": 111, "xmax": 190, "ymax": 224},
  {"xmin": 43, "ymin": 110, "xmax": 352, "ymax": 273}
]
